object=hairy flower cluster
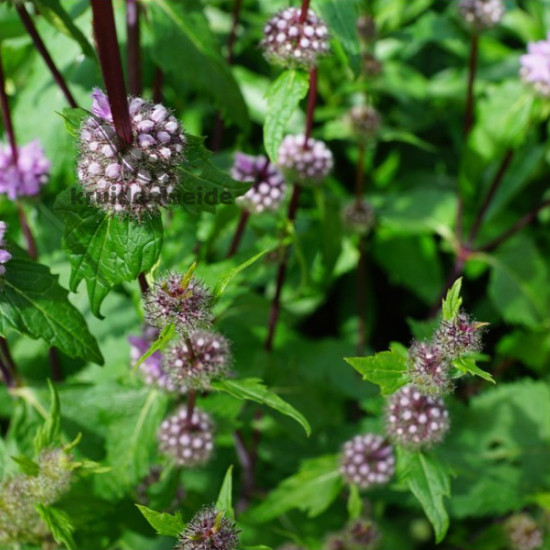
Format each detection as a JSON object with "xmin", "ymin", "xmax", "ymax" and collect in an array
[
  {"xmin": 277, "ymin": 134, "xmax": 333, "ymax": 185},
  {"xmin": 408, "ymin": 341, "xmax": 453, "ymax": 396},
  {"xmin": 385, "ymin": 385, "xmax": 450, "ymax": 449},
  {"xmin": 340, "ymin": 433, "xmax": 395, "ymax": 489},
  {"xmin": 260, "ymin": 7, "xmax": 330, "ymax": 70},
  {"xmin": 164, "ymin": 330, "xmax": 231, "ymax": 390},
  {"xmin": 77, "ymin": 89, "xmax": 185, "ymax": 217},
  {"xmin": 177, "ymin": 506, "xmax": 239, "ymax": 550},
  {"xmin": 158, "ymin": 407, "xmax": 214, "ymax": 467},
  {"xmin": 0, "ymin": 448, "xmax": 73, "ymax": 547},
  {"xmin": 0, "ymin": 139, "xmax": 50, "ymax": 199},
  {"xmin": 349, "ymin": 105, "xmax": 381, "ymax": 140},
  {"xmin": 325, "ymin": 519, "xmax": 380, "ymax": 550},
  {"xmin": 231, "ymin": 153, "xmax": 286, "ymax": 214},
  {"xmin": 458, "ymin": 0, "xmax": 504, "ymax": 30},
  {"xmin": 520, "ymin": 34, "xmax": 550, "ymax": 97},
  {"xmin": 363, "ymin": 53, "xmax": 382, "ymax": 78},
  {"xmin": 341, "ymin": 199, "xmax": 375, "ymax": 236},
  {"xmin": 128, "ymin": 326, "xmax": 178, "ymax": 392},
  {"xmin": 433, "ymin": 312, "xmax": 483, "ymax": 359},
  {"xmin": 0, "ymin": 222, "xmax": 11, "ymax": 275},
  {"xmin": 505, "ymin": 514, "xmax": 544, "ymax": 550},
  {"xmin": 144, "ymin": 273, "xmax": 214, "ymax": 335}
]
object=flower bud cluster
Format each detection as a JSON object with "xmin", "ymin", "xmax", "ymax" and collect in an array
[
  {"xmin": 349, "ymin": 105, "xmax": 381, "ymax": 141},
  {"xmin": 341, "ymin": 199, "xmax": 375, "ymax": 236},
  {"xmin": 505, "ymin": 514, "xmax": 544, "ymax": 550},
  {"xmin": 458, "ymin": 0, "xmax": 504, "ymax": 30},
  {"xmin": 325, "ymin": 519, "xmax": 380, "ymax": 550},
  {"xmin": 0, "ymin": 221, "xmax": 11, "ymax": 275}
]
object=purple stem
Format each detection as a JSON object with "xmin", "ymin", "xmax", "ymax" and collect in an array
[
  {"xmin": 126, "ymin": 0, "xmax": 142, "ymax": 96},
  {"xmin": 226, "ymin": 210, "xmax": 250, "ymax": 258}
]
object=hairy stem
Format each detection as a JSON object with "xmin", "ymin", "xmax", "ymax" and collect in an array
[
  {"xmin": 16, "ymin": 4, "xmax": 78, "ymax": 108},
  {"xmin": 90, "ymin": 0, "xmax": 133, "ymax": 147},
  {"xmin": 126, "ymin": 0, "xmax": 142, "ymax": 96}
]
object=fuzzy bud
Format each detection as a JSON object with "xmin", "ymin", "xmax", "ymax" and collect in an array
[
  {"xmin": 260, "ymin": 7, "xmax": 330, "ymax": 70},
  {"xmin": 340, "ymin": 433, "xmax": 395, "ymax": 489},
  {"xmin": 349, "ymin": 105, "xmax": 381, "ymax": 141},
  {"xmin": 408, "ymin": 341, "xmax": 453, "ymax": 396},
  {"xmin": 520, "ymin": 34, "xmax": 550, "ymax": 97},
  {"xmin": 164, "ymin": 330, "xmax": 231, "ymax": 390},
  {"xmin": 158, "ymin": 407, "xmax": 214, "ymax": 467},
  {"xmin": 0, "ymin": 221, "xmax": 11, "ymax": 276},
  {"xmin": 505, "ymin": 514, "xmax": 544, "ymax": 550},
  {"xmin": 458, "ymin": 0, "xmax": 504, "ymax": 30},
  {"xmin": 433, "ymin": 312, "xmax": 483, "ymax": 359},
  {"xmin": 77, "ymin": 89, "xmax": 186, "ymax": 217},
  {"xmin": 144, "ymin": 273, "xmax": 214, "ymax": 336},
  {"xmin": 277, "ymin": 134, "xmax": 333, "ymax": 186},
  {"xmin": 231, "ymin": 153, "xmax": 286, "ymax": 214},
  {"xmin": 177, "ymin": 506, "xmax": 239, "ymax": 550},
  {"xmin": 325, "ymin": 519, "xmax": 380, "ymax": 550},
  {"xmin": 0, "ymin": 140, "xmax": 50, "ymax": 200},
  {"xmin": 385, "ymin": 385, "xmax": 450, "ymax": 449},
  {"xmin": 341, "ymin": 199, "xmax": 375, "ymax": 236}
]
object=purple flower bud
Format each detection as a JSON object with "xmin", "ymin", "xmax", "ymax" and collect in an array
[
  {"xmin": 260, "ymin": 7, "xmax": 330, "ymax": 70},
  {"xmin": 340, "ymin": 434, "xmax": 395, "ymax": 489},
  {"xmin": 521, "ymin": 34, "xmax": 550, "ymax": 97},
  {"xmin": 91, "ymin": 87, "xmax": 113, "ymax": 121},
  {"xmin": 277, "ymin": 134, "xmax": 333, "ymax": 185},
  {"xmin": 0, "ymin": 140, "xmax": 50, "ymax": 199},
  {"xmin": 231, "ymin": 153, "xmax": 287, "ymax": 214},
  {"xmin": 408, "ymin": 341, "xmax": 453, "ymax": 396},
  {"xmin": 349, "ymin": 105, "xmax": 381, "ymax": 140},
  {"xmin": 433, "ymin": 312, "xmax": 483, "ymax": 359},
  {"xmin": 505, "ymin": 514, "xmax": 544, "ymax": 550},
  {"xmin": 144, "ymin": 273, "xmax": 214, "ymax": 336},
  {"xmin": 341, "ymin": 199, "xmax": 375, "ymax": 236},
  {"xmin": 176, "ymin": 506, "xmax": 240, "ymax": 550},
  {"xmin": 158, "ymin": 407, "xmax": 214, "ymax": 467},
  {"xmin": 385, "ymin": 385, "xmax": 450, "ymax": 449},
  {"xmin": 458, "ymin": 0, "xmax": 504, "ymax": 30},
  {"xmin": 0, "ymin": 221, "xmax": 11, "ymax": 276}
]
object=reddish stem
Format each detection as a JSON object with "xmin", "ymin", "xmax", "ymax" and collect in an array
[
  {"xmin": 152, "ymin": 67, "xmax": 163, "ymax": 103},
  {"xmin": 16, "ymin": 4, "xmax": 78, "ymax": 108},
  {"xmin": 303, "ymin": 68, "xmax": 318, "ymax": 148},
  {"xmin": 464, "ymin": 32, "xmax": 479, "ymax": 137},
  {"xmin": 126, "ymin": 0, "xmax": 142, "ymax": 96},
  {"xmin": 138, "ymin": 272, "xmax": 149, "ymax": 294},
  {"xmin": 357, "ymin": 237, "xmax": 367, "ymax": 355},
  {"xmin": 49, "ymin": 348, "xmax": 62, "ymax": 382},
  {"xmin": 17, "ymin": 202, "xmax": 37, "ymax": 260},
  {"xmin": 90, "ymin": 0, "xmax": 133, "ymax": 147},
  {"xmin": 300, "ymin": 0, "xmax": 311, "ymax": 23},
  {"xmin": 186, "ymin": 389, "xmax": 197, "ymax": 426},
  {"xmin": 355, "ymin": 142, "xmax": 366, "ymax": 203},
  {"xmin": 226, "ymin": 210, "xmax": 250, "ymax": 258}
]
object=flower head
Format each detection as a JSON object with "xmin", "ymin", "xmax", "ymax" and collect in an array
[
  {"xmin": 177, "ymin": 506, "xmax": 239, "ymax": 550},
  {"xmin": 158, "ymin": 407, "xmax": 214, "ymax": 467},
  {"xmin": 325, "ymin": 519, "xmax": 380, "ymax": 550},
  {"xmin": 349, "ymin": 105, "xmax": 381, "ymax": 141},
  {"xmin": 260, "ymin": 7, "xmax": 330, "ymax": 70},
  {"xmin": 77, "ymin": 89, "xmax": 186, "ymax": 217},
  {"xmin": 144, "ymin": 273, "xmax": 214, "ymax": 335},
  {"xmin": 231, "ymin": 153, "xmax": 286, "ymax": 214},
  {"xmin": 458, "ymin": 0, "xmax": 504, "ymax": 30},
  {"xmin": 164, "ymin": 330, "xmax": 231, "ymax": 391},
  {"xmin": 341, "ymin": 199, "xmax": 375, "ymax": 236},
  {"xmin": 433, "ymin": 312, "xmax": 483, "ymax": 359},
  {"xmin": 0, "ymin": 222, "xmax": 11, "ymax": 276},
  {"xmin": 0, "ymin": 140, "xmax": 50, "ymax": 200},
  {"xmin": 385, "ymin": 385, "xmax": 450, "ymax": 449},
  {"xmin": 340, "ymin": 433, "xmax": 395, "ymax": 489},
  {"xmin": 505, "ymin": 514, "xmax": 544, "ymax": 550},
  {"xmin": 277, "ymin": 134, "xmax": 333, "ymax": 186},
  {"xmin": 521, "ymin": 33, "xmax": 550, "ymax": 97},
  {"xmin": 408, "ymin": 341, "xmax": 453, "ymax": 396}
]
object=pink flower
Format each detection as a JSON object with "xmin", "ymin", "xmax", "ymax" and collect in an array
[
  {"xmin": 520, "ymin": 33, "xmax": 550, "ymax": 97},
  {"xmin": 91, "ymin": 87, "xmax": 113, "ymax": 121}
]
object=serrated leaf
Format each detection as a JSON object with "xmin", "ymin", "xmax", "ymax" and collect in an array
[
  {"xmin": 214, "ymin": 249, "xmax": 268, "ymax": 297},
  {"xmin": 399, "ymin": 450, "xmax": 451, "ymax": 544},
  {"xmin": 453, "ymin": 356, "xmax": 495, "ymax": 384},
  {"xmin": 132, "ymin": 324, "xmax": 176, "ymax": 372},
  {"xmin": 212, "ymin": 378, "xmax": 311, "ymax": 436},
  {"xmin": 11, "ymin": 455, "xmax": 40, "ymax": 476},
  {"xmin": 344, "ymin": 345, "xmax": 408, "ymax": 395},
  {"xmin": 441, "ymin": 278, "xmax": 462, "ymax": 321},
  {"xmin": 216, "ymin": 465, "xmax": 235, "ymax": 520},
  {"xmin": 58, "ymin": 107, "xmax": 87, "ymax": 137},
  {"xmin": 54, "ymin": 189, "xmax": 163, "ymax": 318},
  {"xmin": 136, "ymin": 504, "xmax": 185, "ymax": 538},
  {"xmin": 34, "ymin": 380, "xmax": 61, "ymax": 453},
  {"xmin": 264, "ymin": 70, "xmax": 309, "ymax": 162},
  {"xmin": 35, "ymin": 504, "xmax": 76, "ymax": 550},
  {"xmin": 347, "ymin": 483, "xmax": 362, "ymax": 520},
  {"xmin": 247, "ymin": 455, "xmax": 343, "ymax": 521},
  {"xmin": 0, "ymin": 252, "xmax": 103, "ymax": 365}
]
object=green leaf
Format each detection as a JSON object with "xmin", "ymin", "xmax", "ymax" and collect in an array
[
  {"xmin": 441, "ymin": 277, "xmax": 463, "ymax": 321},
  {"xmin": 35, "ymin": 504, "xmax": 76, "ymax": 550},
  {"xmin": 58, "ymin": 107, "xmax": 87, "ymax": 137},
  {"xmin": 136, "ymin": 504, "xmax": 185, "ymax": 538},
  {"xmin": 314, "ymin": 0, "xmax": 362, "ymax": 74},
  {"xmin": 34, "ymin": 380, "xmax": 61, "ymax": 453},
  {"xmin": 248, "ymin": 455, "xmax": 343, "ymax": 521},
  {"xmin": 453, "ymin": 356, "xmax": 495, "ymax": 384},
  {"xmin": 34, "ymin": 0, "xmax": 96, "ymax": 58},
  {"xmin": 11, "ymin": 455, "xmax": 40, "ymax": 476},
  {"xmin": 149, "ymin": 0, "xmax": 249, "ymax": 132},
  {"xmin": 216, "ymin": 466, "xmax": 235, "ymax": 520},
  {"xmin": 132, "ymin": 324, "xmax": 176, "ymax": 372},
  {"xmin": 344, "ymin": 344, "xmax": 408, "ymax": 395},
  {"xmin": 0, "ymin": 253, "xmax": 103, "ymax": 365},
  {"xmin": 212, "ymin": 378, "xmax": 311, "ymax": 436},
  {"xmin": 54, "ymin": 189, "xmax": 163, "ymax": 318},
  {"xmin": 214, "ymin": 249, "xmax": 269, "ymax": 297},
  {"xmin": 263, "ymin": 70, "xmax": 309, "ymax": 162},
  {"xmin": 399, "ymin": 450, "xmax": 451, "ymax": 543},
  {"xmin": 347, "ymin": 483, "xmax": 362, "ymax": 520}
]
